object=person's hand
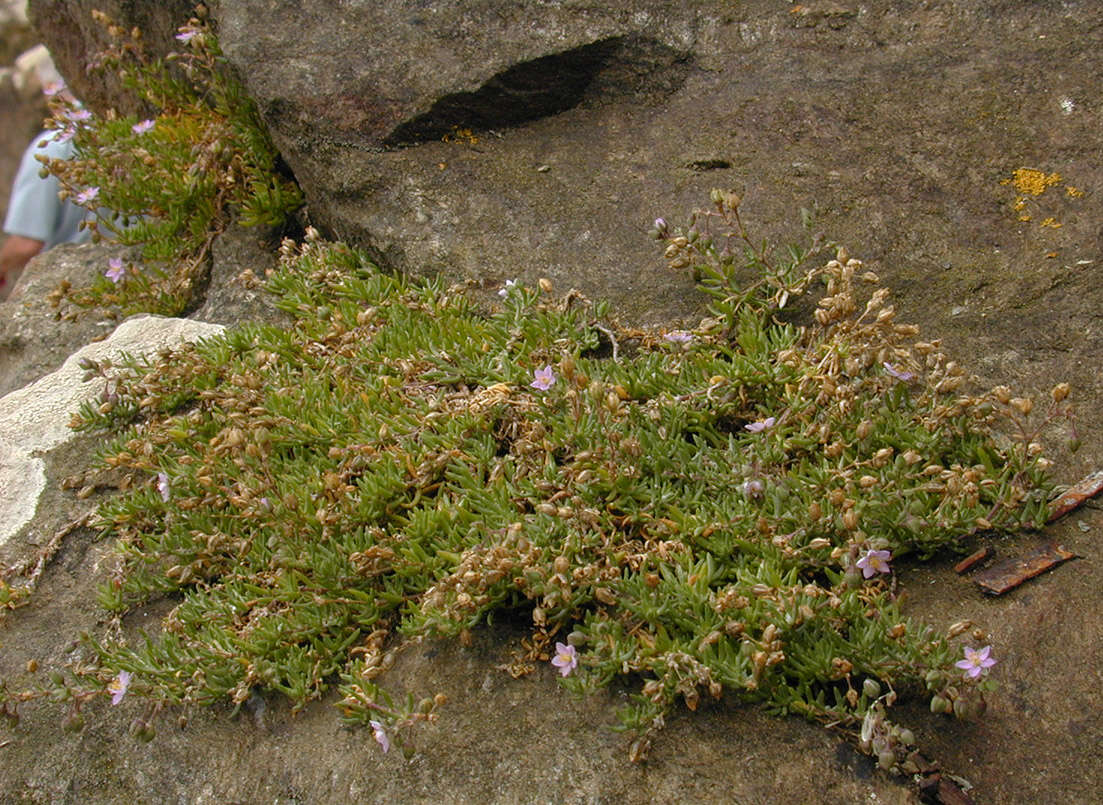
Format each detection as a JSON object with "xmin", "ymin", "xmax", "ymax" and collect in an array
[{"xmin": 0, "ymin": 234, "xmax": 45, "ymax": 301}]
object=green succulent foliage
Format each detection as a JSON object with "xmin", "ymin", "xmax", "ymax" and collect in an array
[
  {"xmin": 41, "ymin": 11, "xmax": 302, "ymax": 317},
  {"xmin": 68, "ymin": 220, "xmax": 1055, "ymax": 761}
]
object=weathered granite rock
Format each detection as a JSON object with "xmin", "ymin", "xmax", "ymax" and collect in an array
[
  {"xmin": 0, "ymin": 313, "xmax": 222, "ymax": 550},
  {"xmin": 26, "ymin": 0, "xmax": 195, "ymax": 114},
  {"xmin": 6, "ymin": 2, "xmax": 1103, "ymax": 803},
  {"xmin": 190, "ymin": 223, "xmax": 293, "ymax": 329},
  {"xmin": 0, "ymin": 242, "xmax": 123, "ymax": 396},
  {"xmin": 211, "ymin": 0, "xmax": 1103, "ymax": 325}
]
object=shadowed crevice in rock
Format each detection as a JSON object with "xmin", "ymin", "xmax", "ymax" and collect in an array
[{"xmin": 383, "ymin": 36, "xmax": 691, "ymax": 148}]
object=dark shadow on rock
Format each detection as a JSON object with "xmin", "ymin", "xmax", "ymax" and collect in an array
[{"xmin": 384, "ymin": 36, "xmax": 692, "ymax": 148}]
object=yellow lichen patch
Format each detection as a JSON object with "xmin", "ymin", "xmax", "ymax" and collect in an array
[
  {"xmin": 1040, "ymin": 217, "xmax": 1062, "ymax": 228},
  {"xmin": 1001, "ymin": 168, "xmax": 1062, "ymax": 196},
  {"xmin": 1066, "ymin": 185, "xmax": 1084, "ymax": 198},
  {"xmin": 442, "ymin": 127, "xmax": 479, "ymax": 146}
]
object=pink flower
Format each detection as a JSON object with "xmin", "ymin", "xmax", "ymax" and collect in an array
[
  {"xmin": 856, "ymin": 548, "xmax": 892, "ymax": 579},
  {"xmin": 369, "ymin": 719, "xmax": 390, "ymax": 752},
  {"xmin": 156, "ymin": 472, "xmax": 171, "ymax": 502},
  {"xmin": 108, "ymin": 670, "xmax": 132, "ymax": 705},
  {"xmin": 742, "ymin": 479, "xmax": 764, "ymax": 498},
  {"xmin": 531, "ymin": 365, "xmax": 556, "ymax": 392},
  {"xmin": 106, "ymin": 258, "xmax": 126, "ymax": 283},
  {"xmin": 744, "ymin": 417, "xmax": 776, "ymax": 433},
  {"xmin": 663, "ymin": 331, "xmax": 693, "ymax": 344},
  {"xmin": 43, "ymin": 81, "xmax": 66, "ymax": 97},
  {"xmin": 132, "ymin": 119, "xmax": 155, "ymax": 135},
  {"xmin": 64, "ymin": 108, "xmax": 92, "ymax": 122},
  {"xmin": 551, "ymin": 642, "xmax": 578, "ymax": 677},
  {"xmin": 175, "ymin": 29, "xmax": 199, "ymax": 44},
  {"xmin": 498, "ymin": 279, "xmax": 517, "ymax": 298},
  {"xmin": 74, "ymin": 186, "xmax": 100, "ymax": 205},
  {"xmin": 955, "ymin": 645, "xmax": 996, "ymax": 679},
  {"xmin": 883, "ymin": 362, "xmax": 915, "ymax": 381}
]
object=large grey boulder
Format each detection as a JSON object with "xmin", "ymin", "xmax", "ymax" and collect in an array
[
  {"xmin": 6, "ymin": 2, "xmax": 1102, "ymax": 802},
  {"xmin": 212, "ymin": 0, "xmax": 1102, "ymax": 325}
]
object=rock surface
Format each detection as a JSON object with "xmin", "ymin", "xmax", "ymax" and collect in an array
[
  {"xmin": 214, "ymin": 0, "xmax": 1102, "ymax": 326},
  {"xmin": 0, "ymin": 313, "xmax": 222, "ymax": 548},
  {"xmin": 0, "ymin": 242, "xmax": 125, "ymax": 397},
  {"xmin": 26, "ymin": 0, "xmax": 195, "ymax": 114},
  {"xmin": 1, "ymin": 1, "xmax": 1101, "ymax": 803}
]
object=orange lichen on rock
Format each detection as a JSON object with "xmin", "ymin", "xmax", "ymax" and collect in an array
[{"xmin": 1002, "ymin": 168, "xmax": 1062, "ymax": 196}]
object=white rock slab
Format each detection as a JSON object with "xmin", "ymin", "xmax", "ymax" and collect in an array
[{"xmin": 0, "ymin": 315, "xmax": 223, "ymax": 548}]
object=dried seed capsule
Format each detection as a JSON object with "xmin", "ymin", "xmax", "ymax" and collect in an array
[{"xmin": 877, "ymin": 750, "xmax": 896, "ymax": 771}]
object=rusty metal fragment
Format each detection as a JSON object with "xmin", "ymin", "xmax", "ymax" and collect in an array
[
  {"xmin": 972, "ymin": 543, "xmax": 1078, "ymax": 595},
  {"xmin": 1047, "ymin": 469, "xmax": 1103, "ymax": 522},
  {"xmin": 954, "ymin": 546, "xmax": 993, "ymax": 575}
]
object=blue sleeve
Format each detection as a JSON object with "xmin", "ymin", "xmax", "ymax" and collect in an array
[{"xmin": 3, "ymin": 133, "xmax": 65, "ymax": 243}]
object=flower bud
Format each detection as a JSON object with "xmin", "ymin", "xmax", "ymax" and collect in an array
[
  {"xmin": 877, "ymin": 749, "xmax": 896, "ymax": 771},
  {"xmin": 947, "ymin": 620, "xmax": 972, "ymax": 638},
  {"xmin": 862, "ymin": 678, "xmax": 881, "ymax": 699},
  {"xmin": 62, "ymin": 712, "xmax": 85, "ymax": 733}
]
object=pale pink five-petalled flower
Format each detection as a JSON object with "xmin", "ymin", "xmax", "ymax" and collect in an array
[
  {"xmin": 955, "ymin": 645, "xmax": 996, "ymax": 679},
  {"xmin": 856, "ymin": 548, "xmax": 892, "ymax": 579},
  {"xmin": 551, "ymin": 642, "xmax": 578, "ymax": 677},
  {"xmin": 744, "ymin": 417, "xmax": 776, "ymax": 433},
  {"xmin": 108, "ymin": 670, "xmax": 132, "ymax": 705},
  {"xmin": 531, "ymin": 365, "xmax": 556, "ymax": 392},
  {"xmin": 369, "ymin": 719, "xmax": 390, "ymax": 752}
]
